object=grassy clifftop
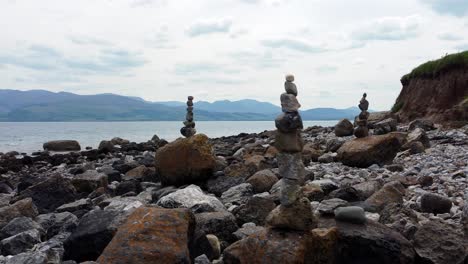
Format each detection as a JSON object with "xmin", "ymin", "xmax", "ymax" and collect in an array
[{"xmin": 401, "ymin": 50, "xmax": 468, "ymax": 85}]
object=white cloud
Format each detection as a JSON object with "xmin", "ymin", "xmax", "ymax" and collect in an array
[
  {"xmin": 352, "ymin": 15, "xmax": 423, "ymax": 41},
  {"xmin": 186, "ymin": 18, "xmax": 233, "ymax": 37},
  {"xmin": 1, "ymin": 0, "xmax": 468, "ymax": 110},
  {"xmin": 437, "ymin": 32, "xmax": 463, "ymax": 41}
]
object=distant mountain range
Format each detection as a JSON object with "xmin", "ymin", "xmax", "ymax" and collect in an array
[{"xmin": 0, "ymin": 89, "xmax": 363, "ymax": 121}]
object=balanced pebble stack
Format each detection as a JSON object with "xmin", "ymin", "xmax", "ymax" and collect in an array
[
  {"xmin": 180, "ymin": 96, "xmax": 196, "ymax": 138},
  {"xmin": 354, "ymin": 93, "xmax": 370, "ymax": 138},
  {"xmin": 266, "ymin": 74, "xmax": 316, "ymax": 231}
]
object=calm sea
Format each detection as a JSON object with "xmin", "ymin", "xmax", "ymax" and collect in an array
[{"xmin": 0, "ymin": 121, "xmax": 338, "ymax": 154}]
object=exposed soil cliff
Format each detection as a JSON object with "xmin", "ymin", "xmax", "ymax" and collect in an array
[{"xmin": 393, "ymin": 52, "xmax": 468, "ymax": 126}]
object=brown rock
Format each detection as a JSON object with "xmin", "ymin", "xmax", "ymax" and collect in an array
[
  {"xmin": 302, "ymin": 143, "xmax": 322, "ymax": 164},
  {"xmin": 97, "ymin": 207, "xmax": 195, "ymax": 264},
  {"xmin": 364, "ymin": 181, "xmax": 405, "ymax": 212},
  {"xmin": 43, "ymin": 140, "xmax": 81, "ymax": 151},
  {"xmin": 301, "ymin": 183, "xmax": 325, "ymax": 202},
  {"xmin": 123, "ymin": 165, "xmax": 157, "ymax": 182},
  {"xmin": 223, "ymin": 228, "xmax": 316, "ymax": 264},
  {"xmin": 334, "ymin": 119, "xmax": 354, "ymax": 137},
  {"xmin": 155, "ymin": 134, "xmax": 216, "ymax": 186},
  {"xmin": 0, "ymin": 198, "xmax": 38, "ymax": 229},
  {"xmin": 247, "ymin": 169, "xmax": 278, "ymax": 193},
  {"xmin": 266, "ymin": 197, "xmax": 316, "ymax": 231},
  {"xmin": 72, "ymin": 170, "xmax": 108, "ymax": 194},
  {"xmin": 337, "ymin": 134, "xmax": 402, "ymax": 168}
]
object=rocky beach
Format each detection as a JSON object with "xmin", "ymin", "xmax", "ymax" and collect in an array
[{"xmin": 0, "ymin": 72, "xmax": 467, "ymax": 264}]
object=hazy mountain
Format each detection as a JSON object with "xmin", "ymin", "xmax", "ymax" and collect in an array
[{"xmin": 0, "ymin": 89, "xmax": 363, "ymax": 121}]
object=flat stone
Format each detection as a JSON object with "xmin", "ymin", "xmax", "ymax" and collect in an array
[
  {"xmin": 317, "ymin": 198, "xmax": 348, "ymax": 215},
  {"xmin": 334, "ymin": 206, "xmax": 366, "ymax": 224},
  {"xmin": 275, "ymin": 112, "xmax": 303, "ymax": 133},
  {"xmin": 280, "ymin": 93, "xmax": 301, "ymax": 112}
]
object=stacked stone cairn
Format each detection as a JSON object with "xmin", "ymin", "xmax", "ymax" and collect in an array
[
  {"xmin": 266, "ymin": 74, "xmax": 316, "ymax": 231},
  {"xmin": 180, "ymin": 96, "xmax": 196, "ymax": 138},
  {"xmin": 354, "ymin": 93, "xmax": 370, "ymax": 138}
]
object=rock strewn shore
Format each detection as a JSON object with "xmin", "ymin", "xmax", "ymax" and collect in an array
[{"xmin": 0, "ymin": 122, "xmax": 467, "ymax": 263}]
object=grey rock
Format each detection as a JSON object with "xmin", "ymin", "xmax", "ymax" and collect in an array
[
  {"xmin": 194, "ymin": 254, "xmax": 210, "ymax": 264},
  {"xmin": 233, "ymin": 196, "xmax": 276, "ymax": 226},
  {"xmin": 221, "ymin": 183, "xmax": 254, "ymax": 208},
  {"xmin": 0, "ymin": 217, "xmax": 44, "ymax": 240},
  {"xmin": 232, "ymin": 223, "xmax": 265, "ymax": 241},
  {"xmin": 158, "ymin": 185, "xmax": 226, "ymax": 212},
  {"xmin": 334, "ymin": 206, "xmax": 366, "ymax": 224},
  {"xmin": 36, "ymin": 212, "xmax": 78, "ymax": 239},
  {"xmin": 277, "ymin": 152, "xmax": 305, "ymax": 181},
  {"xmin": 3, "ymin": 252, "xmax": 48, "ymax": 264},
  {"xmin": 195, "ymin": 211, "xmax": 238, "ymax": 242},
  {"xmin": 311, "ymin": 179, "xmax": 339, "ymax": 194},
  {"xmin": 63, "ymin": 209, "xmax": 130, "ymax": 262},
  {"xmin": 98, "ymin": 140, "xmax": 114, "ymax": 153},
  {"xmin": 72, "ymin": 170, "xmax": 108, "ymax": 194},
  {"xmin": 409, "ymin": 119, "xmax": 435, "ymax": 131},
  {"xmin": 0, "ymin": 229, "xmax": 41, "ymax": 255},
  {"xmin": 318, "ymin": 153, "xmax": 336, "ymax": 163},
  {"xmin": 317, "ymin": 198, "xmax": 348, "ymax": 215},
  {"xmin": 374, "ymin": 118, "xmax": 397, "ymax": 135},
  {"xmin": 56, "ymin": 198, "xmax": 92, "ymax": 213}
]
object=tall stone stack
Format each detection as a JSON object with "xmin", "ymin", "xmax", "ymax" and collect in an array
[
  {"xmin": 354, "ymin": 93, "xmax": 370, "ymax": 138},
  {"xmin": 180, "ymin": 96, "xmax": 196, "ymax": 138},
  {"xmin": 266, "ymin": 74, "xmax": 316, "ymax": 231}
]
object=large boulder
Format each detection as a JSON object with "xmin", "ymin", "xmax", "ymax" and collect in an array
[
  {"xmin": 156, "ymin": 185, "xmax": 226, "ymax": 212},
  {"xmin": 63, "ymin": 209, "xmax": 129, "ymax": 262},
  {"xmin": 337, "ymin": 134, "xmax": 402, "ymax": 168},
  {"xmin": 334, "ymin": 221, "xmax": 415, "ymax": 264},
  {"xmin": 43, "ymin": 140, "xmax": 81, "ymax": 151},
  {"xmin": 155, "ymin": 134, "xmax": 216, "ymax": 186},
  {"xmin": 334, "ymin": 119, "xmax": 354, "ymax": 137},
  {"xmin": 17, "ymin": 175, "xmax": 78, "ymax": 214},
  {"xmin": 413, "ymin": 219, "xmax": 467, "ymax": 264},
  {"xmin": 223, "ymin": 228, "xmax": 317, "ymax": 264},
  {"xmin": 97, "ymin": 207, "xmax": 196, "ymax": 264}
]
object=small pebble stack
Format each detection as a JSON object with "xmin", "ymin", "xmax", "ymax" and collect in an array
[
  {"xmin": 180, "ymin": 96, "xmax": 196, "ymax": 138},
  {"xmin": 354, "ymin": 93, "xmax": 370, "ymax": 138},
  {"xmin": 266, "ymin": 74, "xmax": 316, "ymax": 231}
]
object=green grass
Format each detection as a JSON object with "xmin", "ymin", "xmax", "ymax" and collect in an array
[
  {"xmin": 391, "ymin": 101, "xmax": 404, "ymax": 113},
  {"xmin": 401, "ymin": 50, "xmax": 468, "ymax": 85}
]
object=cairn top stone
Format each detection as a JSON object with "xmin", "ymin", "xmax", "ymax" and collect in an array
[
  {"xmin": 359, "ymin": 93, "xmax": 369, "ymax": 111},
  {"xmin": 285, "ymin": 74, "xmax": 294, "ymax": 82},
  {"xmin": 188, "ymin": 96, "xmax": 194, "ymax": 101}
]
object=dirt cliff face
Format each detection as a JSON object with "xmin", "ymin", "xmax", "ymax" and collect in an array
[{"xmin": 394, "ymin": 67, "xmax": 468, "ymax": 125}]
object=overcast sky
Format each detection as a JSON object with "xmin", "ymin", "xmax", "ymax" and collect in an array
[{"xmin": 1, "ymin": 0, "xmax": 468, "ymax": 110}]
